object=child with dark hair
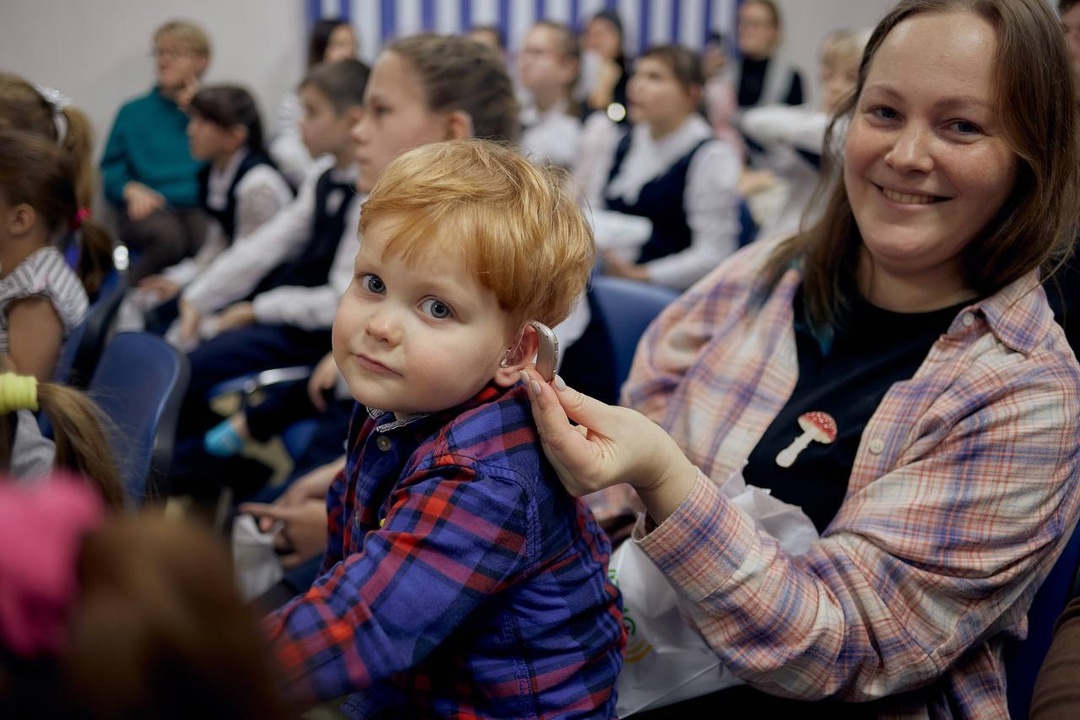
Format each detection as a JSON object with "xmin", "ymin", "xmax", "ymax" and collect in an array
[
  {"xmin": 135, "ymin": 84, "xmax": 293, "ymax": 326},
  {"xmin": 271, "ymin": 18, "xmax": 359, "ymax": 186},
  {"xmin": 579, "ymin": 44, "xmax": 742, "ymax": 291},
  {"xmin": 581, "ymin": 9, "xmax": 630, "ymax": 120},
  {"xmin": 518, "ymin": 20, "xmax": 582, "ymax": 168},
  {"xmin": 168, "ymin": 59, "xmax": 370, "ymax": 499},
  {"xmin": 0, "ymin": 74, "xmax": 97, "ymax": 213},
  {"xmin": 0, "ymin": 130, "xmax": 114, "ymax": 381}
]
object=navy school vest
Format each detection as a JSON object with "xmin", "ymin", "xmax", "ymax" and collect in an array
[
  {"xmin": 196, "ymin": 151, "xmax": 284, "ymax": 243},
  {"xmin": 252, "ymin": 168, "xmax": 356, "ymax": 296},
  {"xmin": 604, "ymin": 134, "xmax": 712, "ymax": 265}
]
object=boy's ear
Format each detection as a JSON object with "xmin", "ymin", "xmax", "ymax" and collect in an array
[
  {"xmin": 493, "ymin": 323, "xmax": 539, "ymax": 388},
  {"xmin": 444, "ymin": 110, "xmax": 474, "ymax": 141}
]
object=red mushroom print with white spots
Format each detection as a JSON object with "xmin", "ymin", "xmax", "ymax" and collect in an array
[{"xmin": 775, "ymin": 411, "xmax": 838, "ymax": 468}]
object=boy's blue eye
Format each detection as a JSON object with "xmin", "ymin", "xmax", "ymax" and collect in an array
[
  {"xmin": 421, "ymin": 298, "xmax": 452, "ymax": 319},
  {"xmin": 360, "ymin": 274, "xmax": 385, "ymax": 294}
]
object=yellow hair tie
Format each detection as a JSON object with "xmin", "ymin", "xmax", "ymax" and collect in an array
[{"xmin": 0, "ymin": 373, "xmax": 38, "ymax": 414}]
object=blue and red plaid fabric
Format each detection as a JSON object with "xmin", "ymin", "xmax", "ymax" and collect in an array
[{"xmin": 266, "ymin": 383, "xmax": 625, "ymax": 718}]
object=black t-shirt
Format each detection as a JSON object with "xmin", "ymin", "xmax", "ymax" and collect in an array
[{"xmin": 741, "ymin": 291, "xmax": 970, "ymax": 533}]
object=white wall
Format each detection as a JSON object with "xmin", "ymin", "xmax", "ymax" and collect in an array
[
  {"xmin": 0, "ymin": 0, "xmax": 306, "ymax": 172},
  {"xmin": 776, "ymin": 0, "xmax": 896, "ymax": 103}
]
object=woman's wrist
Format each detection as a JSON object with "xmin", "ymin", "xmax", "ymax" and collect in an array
[{"xmin": 634, "ymin": 438, "xmax": 698, "ymax": 525}]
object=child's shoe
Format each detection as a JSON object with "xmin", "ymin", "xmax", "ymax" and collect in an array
[{"xmin": 204, "ymin": 419, "xmax": 245, "ymax": 457}]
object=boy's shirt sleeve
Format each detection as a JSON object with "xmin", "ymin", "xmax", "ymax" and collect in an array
[
  {"xmin": 319, "ymin": 467, "xmax": 349, "ymax": 575},
  {"xmin": 99, "ymin": 105, "xmax": 133, "ymax": 206},
  {"xmin": 265, "ymin": 462, "xmax": 532, "ymax": 702}
]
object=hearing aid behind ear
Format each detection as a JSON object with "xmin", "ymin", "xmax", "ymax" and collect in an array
[{"xmin": 531, "ymin": 321, "xmax": 559, "ymax": 383}]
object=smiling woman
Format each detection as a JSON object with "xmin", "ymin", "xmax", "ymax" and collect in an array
[
  {"xmin": 521, "ymin": 0, "xmax": 1080, "ymax": 715},
  {"xmin": 844, "ymin": 11, "xmax": 1017, "ymax": 313}
]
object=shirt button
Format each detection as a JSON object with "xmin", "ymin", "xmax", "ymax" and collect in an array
[
  {"xmin": 376, "ymin": 436, "xmax": 392, "ymax": 452},
  {"xmin": 961, "ymin": 312, "xmax": 975, "ymax": 327},
  {"xmin": 869, "ymin": 438, "xmax": 885, "ymax": 454}
]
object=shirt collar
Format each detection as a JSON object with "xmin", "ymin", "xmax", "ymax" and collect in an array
[
  {"xmin": 963, "ymin": 270, "xmax": 1049, "ymax": 355},
  {"xmin": 522, "ymin": 98, "xmax": 570, "ymax": 127},
  {"xmin": 367, "ymin": 382, "xmax": 509, "ymax": 436},
  {"xmin": 606, "ymin": 114, "xmax": 713, "ymax": 204},
  {"xmin": 329, "ymin": 162, "xmax": 360, "ymax": 186},
  {"xmin": 206, "ymin": 149, "xmax": 250, "ymax": 210},
  {"xmin": 151, "ymin": 85, "xmax": 179, "ymax": 107}
]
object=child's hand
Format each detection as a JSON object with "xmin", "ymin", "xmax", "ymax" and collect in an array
[
  {"xmin": 307, "ymin": 352, "xmax": 341, "ymax": 412},
  {"xmin": 238, "ymin": 457, "xmax": 343, "ymax": 568},
  {"xmin": 600, "ymin": 250, "xmax": 649, "ymax": 282},
  {"xmin": 138, "ymin": 274, "xmax": 181, "ymax": 301},
  {"xmin": 739, "ymin": 168, "xmax": 777, "ymax": 197},
  {"xmin": 123, "ymin": 182, "xmax": 165, "ymax": 222},
  {"xmin": 239, "ymin": 499, "xmax": 328, "ymax": 569},
  {"xmin": 177, "ymin": 299, "xmax": 201, "ymax": 345},
  {"xmin": 214, "ymin": 302, "xmax": 256, "ymax": 333}
]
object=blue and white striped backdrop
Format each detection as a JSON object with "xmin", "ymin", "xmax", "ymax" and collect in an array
[{"xmin": 307, "ymin": 0, "xmax": 740, "ymax": 61}]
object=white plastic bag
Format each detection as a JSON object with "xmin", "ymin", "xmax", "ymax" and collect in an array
[
  {"xmin": 232, "ymin": 514, "xmax": 284, "ymax": 601},
  {"xmin": 612, "ymin": 470, "xmax": 819, "ymax": 716}
]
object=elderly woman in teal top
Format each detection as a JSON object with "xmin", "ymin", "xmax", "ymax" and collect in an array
[{"xmin": 100, "ymin": 19, "xmax": 211, "ymax": 282}]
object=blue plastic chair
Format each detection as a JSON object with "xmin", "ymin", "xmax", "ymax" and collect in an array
[
  {"xmin": 559, "ymin": 275, "xmax": 679, "ymax": 406},
  {"xmin": 53, "ymin": 279, "xmax": 127, "ymax": 389},
  {"xmin": 589, "ymin": 276, "xmax": 680, "ymax": 393},
  {"xmin": 1004, "ymin": 519, "xmax": 1080, "ymax": 719},
  {"xmin": 738, "ymin": 199, "xmax": 759, "ymax": 248},
  {"xmin": 87, "ymin": 332, "xmax": 190, "ymax": 505}
]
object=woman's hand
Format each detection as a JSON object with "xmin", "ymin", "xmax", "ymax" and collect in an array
[{"xmin": 519, "ymin": 368, "xmax": 698, "ymax": 524}]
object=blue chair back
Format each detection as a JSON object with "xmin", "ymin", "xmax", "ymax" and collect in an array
[
  {"xmin": 1005, "ymin": 519, "xmax": 1080, "ymax": 719},
  {"xmin": 590, "ymin": 276, "xmax": 679, "ymax": 393},
  {"xmin": 53, "ymin": 280, "xmax": 127, "ymax": 389},
  {"xmin": 87, "ymin": 332, "xmax": 189, "ymax": 505}
]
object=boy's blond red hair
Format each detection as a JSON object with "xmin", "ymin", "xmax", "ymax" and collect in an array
[{"xmin": 360, "ymin": 140, "xmax": 595, "ymax": 328}]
